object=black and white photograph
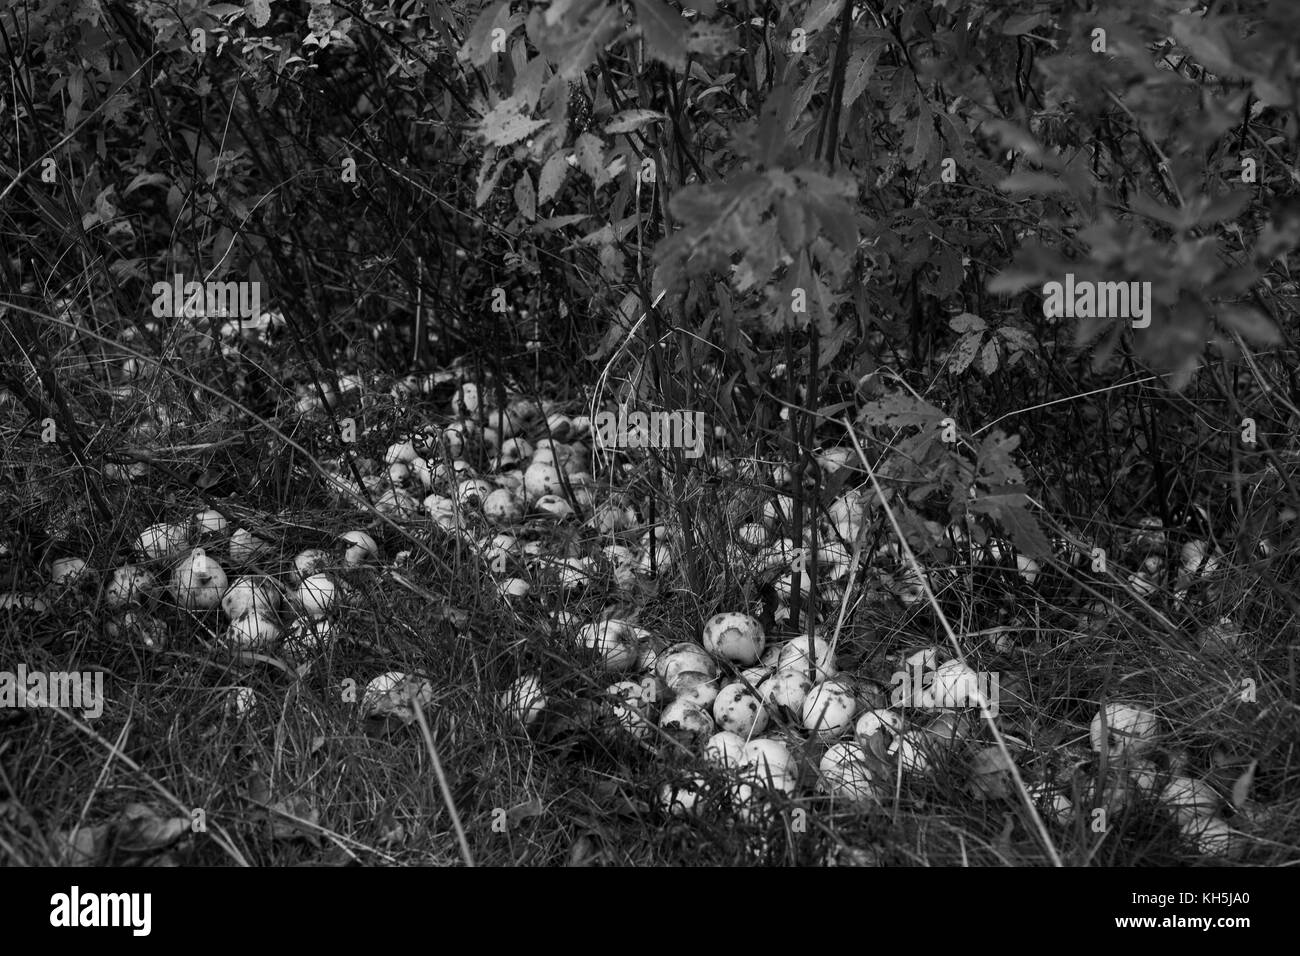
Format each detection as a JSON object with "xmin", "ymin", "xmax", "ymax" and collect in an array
[{"xmin": 0, "ymin": 0, "xmax": 1295, "ymax": 917}]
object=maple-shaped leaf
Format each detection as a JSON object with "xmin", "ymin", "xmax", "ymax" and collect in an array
[
  {"xmin": 633, "ymin": 0, "xmax": 687, "ymax": 70},
  {"xmin": 969, "ymin": 488, "xmax": 1051, "ymax": 560},
  {"xmin": 976, "ymin": 430, "xmax": 1025, "ymax": 487}
]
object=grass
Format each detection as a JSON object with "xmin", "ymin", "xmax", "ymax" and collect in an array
[{"xmin": 0, "ymin": 301, "xmax": 1297, "ymax": 869}]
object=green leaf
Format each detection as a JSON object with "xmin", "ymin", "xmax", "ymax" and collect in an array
[
  {"xmin": 574, "ymin": 132, "xmax": 607, "ymax": 185},
  {"xmin": 528, "ymin": 2, "xmax": 622, "ymax": 81},
  {"xmin": 513, "ymin": 172, "xmax": 536, "ymax": 221},
  {"xmin": 479, "ymin": 102, "xmax": 548, "ymax": 147},
  {"xmin": 904, "ymin": 103, "xmax": 935, "ymax": 171},
  {"xmin": 632, "ymin": 0, "xmax": 687, "ymax": 70},
  {"xmin": 969, "ymin": 490, "xmax": 1051, "ymax": 560},
  {"xmin": 979, "ymin": 338, "xmax": 999, "ymax": 376},
  {"xmin": 996, "ymin": 326, "xmax": 1037, "ymax": 353},
  {"xmin": 245, "ymin": 0, "xmax": 270, "ymax": 28},
  {"xmin": 860, "ymin": 393, "xmax": 946, "ymax": 430},
  {"xmin": 949, "ymin": 312, "xmax": 986, "ymax": 334},
  {"xmin": 460, "ymin": 2, "xmax": 512, "ymax": 66},
  {"xmin": 688, "ymin": 21, "xmax": 735, "ymax": 58},
  {"xmin": 532, "ymin": 213, "xmax": 590, "ymax": 231},
  {"xmin": 307, "ymin": 0, "xmax": 335, "ymax": 35},
  {"xmin": 475, "ymin": 156, "xmax": 510, "ymax": 207},
  {"xmin": 841, "ymin": 39, "xmax": 886, "ymax": 112},
  {"xmin": 1000, "ymin": 12, "xmax": 1050, "ymax": 35},
  {"xmin": 537, "ymin": 149, "xmax": 569, "ymax": 204},
  {"xmin": 949, "ymin": 330, "xmax": 983, "ymax": 374},
  {"xmin": 605, "ymin": 110, "xmax": 666, "ymax": 134},
  {"xmin": 976, "ymin": 431, "xmax": 1025, "ymax": 487},
  {"xmin": 986, "ymin": 268, "xmax": 1043, "ymax": 295},
  {"xmin": 801, "ymin": 0, "xmax": 843, "ymax": 34}
]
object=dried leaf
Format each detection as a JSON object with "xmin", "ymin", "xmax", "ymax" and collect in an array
[
  {"xmin": 268, "ymin": 795, "xmax": 321, "ymax": 845},
  {"xmin": 117, "ymin": 803, "xmax": 189, "ymax": 852},
  {"xmin": 1231, "ymin": 759, "xmax": 1258, "ymax": 809}
]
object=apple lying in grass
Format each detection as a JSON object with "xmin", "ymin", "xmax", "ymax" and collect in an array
[
  {"xmin": 483, "ymin": 488, "xmax": 523, "ymax": 525},
  {"xmin": 292, "ymin": 548, "xmax": 330, "ymax": 583},
  {"xmin": 712, "ymin": 681, "xmax": 768, "ymax": 736},
  {"xmin": 229, "ymin": 527, "xmax": 273, "ymax": 565},
  {"xmin": 606, "ymin": 680, "xmax": 655, "ymax": 738},
  {"xmin": 701, "ymin": 611, "xmax": 765, "ymax": 664},
  {"xmin": 222, "ymin": 575, "xmax": 282, "ymax": 620},
  {"xmin": 534, "ymin": 494, "xmax": 574, "ymax": 519},
  {"xmin": 658, "ymin": 697, "xmax": 713, "ymax": 740},
  {"xmin": 740, "ymin": 738, "xmax": 797, "ymax": 794},
  {"xmin": 50, "ymin": 557, "xmax": 88, "ymax": 586},
  {"xmin": 1180, "ymin": 816, "xmax": 1240, "ymax": 859},
  {"xmin": 500, "ymin": 674, "xmax": 546, "ymax": 727},
  {"xmin": 1090, "ymin": 703, "xmax": 1159, "ymax": 758},
  {"xmin": 759, "ymin": 667, "xmax": 814, "ymax": 713},
  {"xmin": 106, "ymin": 565, "xmax": 155, "ymax": 608},
  {"xmin": 194, "ymin": 509, "xmax": 228, "ymax": 534},
  {"xmin": 340, "ymin": 530, "xmax": 378, "ymax": 567},
  {"xmin": 704, "ymin": 731, "xmax": 748, "ymax": 767},
  {"xmin": 294, "ymin": 573, "xmax": 340, "ymax": 619},
  {"xmin": 656, "ymin": 643, "xmax": 718, "ymax": 694},
  {"xmin": 171, "ymin": 548, "xmax": 228, "ymax": 610},
  {"xmin": 363, "ymin": 671, "xmax": 434, "ymax": 724},
  {"xmin": 819, "ymin": 743, "xmax": 884, "ymax": 805},
  {"xmin": 105, "ymin": 610, "xmax": 168, "ymax": 649},
  {"xmin": 282, "ymin": 617, "xmax": 333, "ymax": 659},
  {"xmin": 1160, "ymin": 776, "xmax": 1221, "ymax": 824},
  {"xmin": 137, "ymin": 522, "xmax": 187, "ymax": 561},
  {"xmin": 801, "ymin": 679, "xmax": 857, "ymax": 739},
  {"xmin": 775, "ymin": 634, "xmax": 836, "ymax": 679},
  {"xmin": 225, "ymin": 613, "xmax": 282, "ymax": 650},
  {"xmin": 576, "ymin": 619, "xmax": 641, "ymax": 671},
  {"xmin": 659, "ymin": 776, "xmax": 706, "ymax": 818}
]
